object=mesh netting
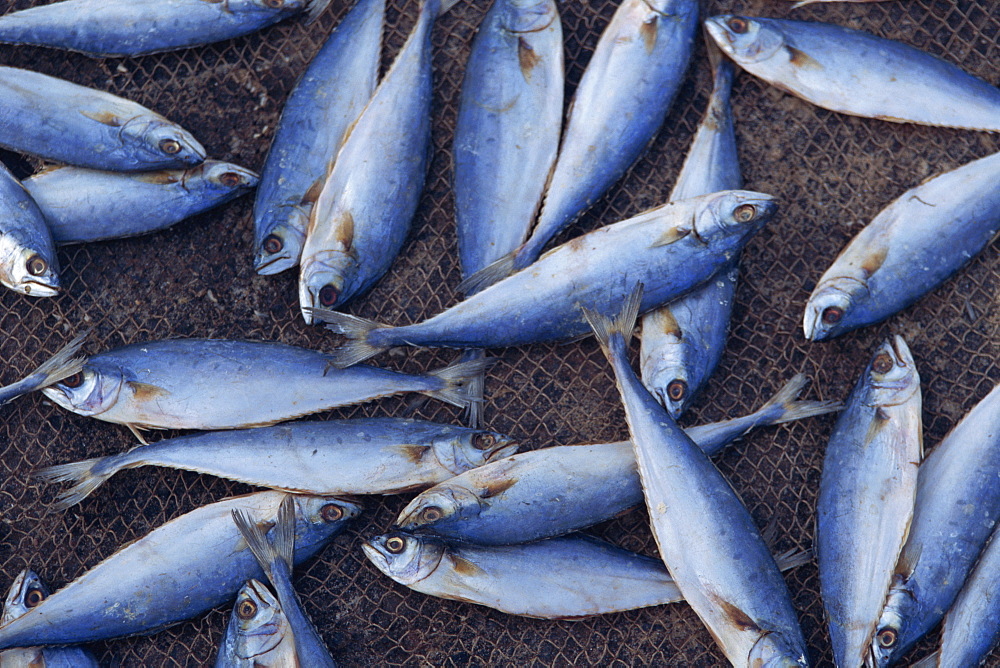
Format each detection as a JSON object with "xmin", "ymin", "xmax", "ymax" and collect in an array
[{"xmin": 0, "ymin": 0, "xmax": 998, "ymax": 665}]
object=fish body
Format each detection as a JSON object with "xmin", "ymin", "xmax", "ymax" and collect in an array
[
  {"xmin": 584, "ymin": 288, "xmax": 808, "ymax": 667},
  {"xmin": 315, "ymin": 190, "xmax": 776, "ymax": 367},
  {"xmin": 24, "ymin": 161, "xmax": 258, "ymax": 245},
  {"xmin": 0, "ymin": 161, "xmax": 59, "ymax": 297},
  {"xmin": 0, "ymin": 570, "xmax": 99, "ymax": 668},
  {"xmin": 298, "ymin": 0, "xmax": 439, "ymax": 320},
  {"xmin": 803, "ymin": 150, "xmax": 1000, "ymax": 340},
  {"xmin": 0, "ymin": 492, "xmax": 359, "ymax": 650},
  {"xmin": 0, "ymin": 0, "xmax": 317, "ymax": 57},
  {"xmin": 0, "ymin": 66, "xmax": 204, "ymax": 171},
  {"xmin": 37, "ymin": 418, "xmax": 518, "ymax": 509},
  {"xmin": 869, "ymin": 382, "xmax": 1000, "ymax": 667},
  {"xmin": 0, "ymin": 334, "xmax": 86, "ymax": 408},
  {"xmin": 816, "ymin": 336, "xmax": 921, "ymax": 668},
  {"xmin": 253, "ymin": 0, "xmax": 383, "ymax": 275},
  {"xmin": 704, "ymin": 15, "xmax": 1000, "ymax": 132},
  {"xmin": 215, "ymin": 580, "xmax": 298, "ymax": 668},
  {"xmin": 40, "ymin": 339, "xmax": 487, "ymax": 431}
]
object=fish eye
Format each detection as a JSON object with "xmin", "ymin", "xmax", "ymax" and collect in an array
[
  {"xmin": 219, "ymin": 172, "xmax": 242, "ymax": 188},
  {"xmin": 733, "ymin": 204, "xmax": 756, "ymax": 222},
  {"xmin": 727, "ymin": 17, "xmax": 748, "ymax": 34},
  {"xmin": 320, "ymin": 503, "xmax": 343, "ymax": 523},
  {"xmin": 876, "ymin": 628, "xmax": 897, "ymax": 648},
  {"xmin": 872, "ymin": 352, "xmax": 894, "ymax": 375},
  {"xmin": 159, "ymin": 138, "xmax": 182, "ymax": 155},
  {"xmin": 62, "ymin": 372, "xmax": 84, "ymax": 389},
  {"xmin": 24, "ymin": 587, "xmax": 45, "ymax": 608},
  {"xmin": 237, "ymin": 599, "xmax": 258, "ymax": 620},
  {"xmin": 822, "ymin": 307, "xmax": 844, "ymax": 325},
  {"xmin": 385, "ymin": 536, "xmax": 406, "ymax": 554},
  {"xmin": 265, "ymin": 0, "xmax": 283, "ymax": 7},
  {"xmin": 471, "ymin": 433, "xmax": 496, "ymax": 450},
  {"xmin": 318, "ymin": 285, "xmax": 339, "ymax": 308},
  {"xmin": 667, "ymin": 380, "xmax": 687, "ymax": 402},
  {"xmin": 263, "ymin": 234, "xmax": 284, "ymax": 255},
  {"xmin": 26, "ymin": 254, "xmax": 48, "ymax": 276},
  {"xmin": 420, "ymin": 506, "xmax": 443, "ymax": 523}
]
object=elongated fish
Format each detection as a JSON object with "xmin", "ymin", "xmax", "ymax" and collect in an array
[
  {"xmin": 215, "ymin": 580, "xmax": 298, "ymax": 668},
  {"xmin": 803, "ymin": 150, "xmax": 1000, "ymax": 341},
  {"xmin": 313, "ymin": 190, "xmax": 776, "ymax": 367},
  {"xmin": 583, "ymin": 286, "xmax": 808, "ymax": 667},
  {"xmin": 364, "ymin": 532, "xmax": 811, "ymax": 619},
  {"xmin": 396, "ymin": 374, "xmax": 840, "ymax": 545},
  {"xmin": 817, "ymin": 336, "xmax": 921, "ymax": 668},
  {"xmin": 461, "ymin": 0, "xmax": 699, "ymax": 290},
  {"xmin": 0, "ymin": 66, "xmax": 204, "ymax": 171},
  {"xmin": 36, "ymin": 418, "xmax": 518, "ymax": 509},
  {"xmin": 639, "ymin": 46, "xmax": 741, "ymax": 417},
  {"xmin": 253, "ymin": 0, "xmax": 383, "ymax": 275},
  {"xmin": 0, "ymin": 161, "xmax": 59, "ymax": 297},
  {"xmin": 40, "ymin": 339, "xmax": 488, "ymax": 436},
  {"xmin": 0, "ymin": 0, "xmax": 329, "ymax": 57},
  {"xmin": 0, "ymin": 333, "xmax": 86, "ymax": 408},
  {"xmin": 24, "ymin": 161, "xmax": 258, "ymax": 245},
  {"xmin": 868, "ymin": 382, "xmax": 1000, "ymax": 667},
  {"xmin": 235, "ymin": 497, "xmax": 336, "ymax": 667},
  {"xmin": 0, "ymin": 492, "xmax": 360, "ymax": 649},
  {"xmin": 298, "ymin": 0, "xmax": 451, "ymax": 320},
  {"xmin": 0, "ymin": 569, "xmax": 100, "ymax": 668},
  {"xmin": 704, "ymin": 16, "xmax": 1000, "ymax": 132}
]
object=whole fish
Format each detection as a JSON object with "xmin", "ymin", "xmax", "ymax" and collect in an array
[
  {"xmin": 817, "ymin": 336, "xmax": 921, "ymax": 668},
  {"xmin": 868, "ymin": 382, "xmax": 1000, "ymax": 667},
  {"xmin": 0, "ymin": 569, "xmax": 100, "ymax": 668},
  {"xmin": 234, "ymin": 497, "xmax": 336, "ymax": 667},
  {"xmin": 364, "ymin": 532, "xmax": 811, "ymax": 619},
  {"xmin": 461, "ymin": 0, "xmax": 699, "ymax": 290},
  {"xmin": 583, "ymin": 287, "xmax": 808, "ymax": 667},
  {"xmin": 0, "ymin": 161, "xmax": 59, "ymax": 297},
  {"xmin": 0, "ymin": 0, "xmax": 330, "ymax": 57},
  {"xmin": 36, "ymin": 418, "xmax": 518, "ymax": 509},
  {"xmin": 298, "ymin": 0, "xmax": 451, "ymax": 320},
  {"xmin": 0, "ymin": 66, "xmax": 205, "ymax": 171},
  {"xmin": 803, "ymin": 150, "xmax": 1000, "ymax": 341},
  {"xmin": 313, "ymin": 190, "xmax": 776, "ymax": 367},
  {"xmin": 24, "ymin": 161, "xmax": 258, "ymax": 245},
  {"xmin": 39, "ymin": 339, "xmax": 488, "ymax": 436},
  {"xmin": 396, "ymin": 374, "xmax": 840, "ymax": 545},
  {"xmin": 253, "ymin": 0, "xmax": 383, "ymax": 275},
  {"xmin": 0, "ymin": 333, "xmax": 86, "ymax": 408},
  {"xmin": 215, "ymin": 580, "xmax": 298, "ymax": 668},
  {"xmin": 704, "ymin": 16, "xmax": 1000, "ymax": 132},
  {"xmin": 0, "ymin": 492, "xmax": 360, "ymax": 649},
  {"xmin": 639, "ymin": 46, "xmax": 741, "ymax": 417}
]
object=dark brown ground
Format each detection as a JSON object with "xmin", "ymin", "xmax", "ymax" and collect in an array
[{"xmin": 0, "ymin": 0, "xmax": 998, "ymax": 665}]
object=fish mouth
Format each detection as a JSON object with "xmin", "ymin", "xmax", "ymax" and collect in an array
[
  {"xmin": 361, "ymin": 541, "xmax": 390, "ymax": 573},
  {"xmin": 254, "ymin": 252, "xmax": 294, "ymax": 275},
  {"xmin": 485, "ymin": 443, "xmax": 519, "ymax": 462},
  {"xmin": 19, "ymin": 280, "xmax": 60, "ymax": 297}
]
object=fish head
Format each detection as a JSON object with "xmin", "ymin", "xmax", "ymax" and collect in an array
[
  {"xmin": 0, "ymin": 231, "xmax": 60, "ymax": 297},
  {"xmin": 864, "ymin": 335, "xmax": 919, "ymax": 407},
  {"xmin": 41, "ymin": 361, "xmax": 124, "ymax": 417},
  {"xmin": 254, "ymin": 207, "xmax": 309, "ymax": 276},
  {"xmin": 225, "ymin": 580, "xmax": 291, "ymax": 662},
  {"xmin": 867, "ymin": 575, "xmax": 914, "ymax": 668},
  {"xmin": 199, "ymin": 160, "xmax": 260, "ymax": 196},
  {"xmin": 293, "ymin": 495, "xmax": 363, "ymax": 539},
  {"xmin": 120, "ymin": 116, "xmax": 206, "ymax": 168},
  {"xmin": 803, "ymin": 276, "xmax": 868, "ymax": 341},
  {"xmin": 2, "ymin": 569, "xmax": 48, "ymax": 624},
  {"xmin": 298, "ymin": 251, "xmax": 358, "ymax": 324},
  {"xmin": 645, "ymin": 368, "xmax": 689, "ymax": 419},
  {"xmin": 697, "ymin": 190, "xmax": 777, "ymax": 244},
  {"xmin": 362, "ymin": 532, "xmax": 445, "ymax": 586},
  {"xmin": 704, "ymin": 15, "xmax": 784, "ymax": 65},
  {"xmin": 396, "ymin": 486, "xmax": 484, "ymax": 532},
  {"xmin": 433, "ymin": 429, "xmax": 519, "ymax": 474},
  {"xmin": 748, "ymin": 632, "xmax": 809, "ymax": 667}
]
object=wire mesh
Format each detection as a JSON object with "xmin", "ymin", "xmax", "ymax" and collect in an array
[{"xmin": 0, "ymin": 0, "xmax": 998, "ymax": 665}]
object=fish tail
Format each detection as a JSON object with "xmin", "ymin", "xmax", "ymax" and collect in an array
[
  {"xmin": 458, "ymin": 348, "xmax": 487, "ymax": 427},
  {"xmin": 789, "ymin": 0, "xmax": 818, "ymax": 8},
  {"xmin": 33, "ymin": 457, "xmax": 113, "ymax": 510},
  {"xmin": 774, "ymin": 547, "xmax": 813, "ymax": 572},
  {"xmin": 456, "ymin": 252, "xmax": 516, "ymax": 295},
  {"xmin": 424, "ymin": 355, "xmax": 496, "ymax": 409},
  {"xmin": 304, "ymin": 0, "xmax": 333, "ymax": 24},
  {"xmin": 908, "ymin": 652, "xmax": 940, "ymax": 668},
  {"xmin": 309, "ymin": 308, "xmax": 389, "ymax": 367},
  {"xmin": 581, "ymin": 284, "xmax": 644, "ymax": 354},
  {"xmin": 439, "ymin": 0, "xmax": 461, "ymax": 15},
  {"xmin": 752, "ymin": 373, "xmax": 843, "ymax": 427},
  {"xmin": 232, "ymin": 496, "xmax": 296, "ymax": 581}
]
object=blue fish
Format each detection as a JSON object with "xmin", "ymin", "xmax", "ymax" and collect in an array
[{"xmin": 0, "ymin": 161, "xmax": 59, "ymax": 297}]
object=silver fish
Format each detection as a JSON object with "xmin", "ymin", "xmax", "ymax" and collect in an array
[
  {"xmin": 817, "ymin": 336, "xmax": 921, "ymax": 668},
  {"xmin": 704, "ymin": 15, "xmax": 1000, "ymax": 132},
  {"xmin": 215, "ymin": 580, "xmax": 298, "ymax": 668},
  {"xmin": 0, "ymin": 333, "xmax": 86, "ymax": 408},
  {"xmin": 0, "ymin": 161, "xmax": 59, "ymax": 297}
]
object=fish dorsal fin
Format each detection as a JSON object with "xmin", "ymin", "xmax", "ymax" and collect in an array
[
  {"xmin": 127, "ymin": 381, "xmax": 170, "ymax": 401},
  {"xmin": 479, "ymin": 477, "xmax": 517, "ymax": 499},
  {"xmin": 651, "ymin": 225, "xmax": 691, "ymax": 248},
  {"xmin": 80, "ymin": 109, "xmax": 124, "ymax": 127},
  {"xmin": 449, "ymin": 554, "xmax": 486, "ymax": 578}
]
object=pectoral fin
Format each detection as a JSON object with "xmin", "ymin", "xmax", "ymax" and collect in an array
[
  {"xmin": 127, "ymin": 381, "xmax": 170, "ymax": 401},
  {"xmin": 80, "ymin": 110, "xmax": 124, "ymax": 127},
  {"xmin": 651, "ymin": 225, "xmax": 691, "ymax": 248}
]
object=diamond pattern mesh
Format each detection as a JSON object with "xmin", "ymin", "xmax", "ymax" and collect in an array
[{"xmin": 0, "ymin": 0, "xmax": 998, "ymax": 665}]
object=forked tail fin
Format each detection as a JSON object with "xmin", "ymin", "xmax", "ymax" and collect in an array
[
  {"xmin": 308, "ymin": 308, "xmax": 390, "ymax": 367},
  {"xmin": 33, "ymin": 457, "xmax": 116, "ymax": 511},
  {"xmin": 233, "ymin": 495, "xmax": 296, "ymax": 584},
  {"xmin": 424, "ymin": 355, "xmax": 496, "ymax": 409},
  {"xmin": 581, "ymin": 284, "xmax": 644, "ymax": 354}
]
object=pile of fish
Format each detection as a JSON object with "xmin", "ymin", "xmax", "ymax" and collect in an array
[{"xmin": 0, "ymin": 0, "xmax": 999, "ymax": 665}]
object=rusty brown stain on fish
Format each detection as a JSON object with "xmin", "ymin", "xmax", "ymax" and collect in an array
[
  {"xmin": 518, "ymin": 37, "xmax": 540, "ymax": 80},
  {"xmin": 640, "ymin": 16, "xmax": 658, "ymax": 54}
]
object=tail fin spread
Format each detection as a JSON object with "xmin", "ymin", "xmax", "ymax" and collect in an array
[
  {"xmin": 308, "ymin": 308, "xmax": 389, "ymax": 368},
  {"xmin": 459, "ymin": 348, "xmax": 487, "ymax": 427},
  {"xmin": 754, "ymin": 373, "xmax": 843, "ymax": 427},
  {"xmin": 774, "ymin": 547, "xmax": 813, "ymax": 572},
  {"xmin": 34, "ymin": 457, "xmax": 114, "ymax": 511},
  {"xmin": 581, "ymin": 284, "xmax": 644, "ymax": 352},
  {"xmin": 425, "ymin": 355, "xmax": 496, "ymax": 409},
  {"xmin": 29, "ymin": 331, "xmax": 89, "ymax": 389},
  {"xmin": 456, "ymin": 252, "xmax": 516, "ymax": 296},
  {"xmin": 908, "ymin": 652, "xmax": 940, "ymax": 668},
  {"xmin": 233, "ymin": 495, "xmax": 297, "ymax": 583}
]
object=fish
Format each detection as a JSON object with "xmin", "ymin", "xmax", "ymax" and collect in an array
[
  {"xmin": 0, "ymin": 161, "xmax": 59, "ymax": 297},
  {"xmin": 0, "ymin": 569, "xmax": 100, "ymax": 668},
  {"xmin": 24, "ymin": 161, "xmax": 258, "ymax": 245},
  {"xmin": 583, "ymin": 285, "xmax": 808, "ymax": 667},
  {"xmin": 0, "ymin": 333, "xmax": 86, "ymax": 408},
  {"xmin": 234, "ymin": 496, "xmax": 336, "ymax": 667},
  {"xmin": 312, "ymin": 190, "xmax": 777, "ymax": 367},
  {"xmin": 35, "ymin": 418, "xmax": 518, "ymax": 509},
  {"xmin": 704, "ymin": 15, "xmax": 1000, "ymax": 133},
  {"xmin": 868, "ymin": 382, "xmax": 1000, "ymax": 667},
  {"xmin": 803, "ymin": 150, "xmax": 1000, "ymax": 341},
  {"xmin": 396, "ymin": 373, "xmax": 840, "ymax": 545},
  {"xmin": 39, "ymin": 339, "xmax": 489, "ymax": 437},
  {"xmin": 0, "ymin": 492, "xmax": 360, "ymax": 649},
  {"xmin": 816, "ymin": 336, "xmax": 921, "ymax": 668},
  {"xmin": 253, "ymin": 0, "xmax": 383, "ymax": 276},
  {"xmin": 363, "ymin": 532, "xmax": 811, "ymax": 620},
  {"xmin": 0, "ymin": 66, "xmax": 205, "ymax": 171},
  {"xmin": 460, "ymin": 0, "xmax": 699, "ymax": 290},
  {"xmin": 786, "ymin": 0, "xmax": 893, "ymax": 7},
  {"xmin": 0, "ymin": 0, "xmax": 330, "ymax": 57},
  {"xmin": 215, "ymin": 579, "xmax": 299, "ymax": 668},
  {"xmin": 639, "ymin": 45, "xmax": 741, "ymax": 417},
  {"xmin": 297, "ymin": 0, "xmax": 454, "ymax": 320}
]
